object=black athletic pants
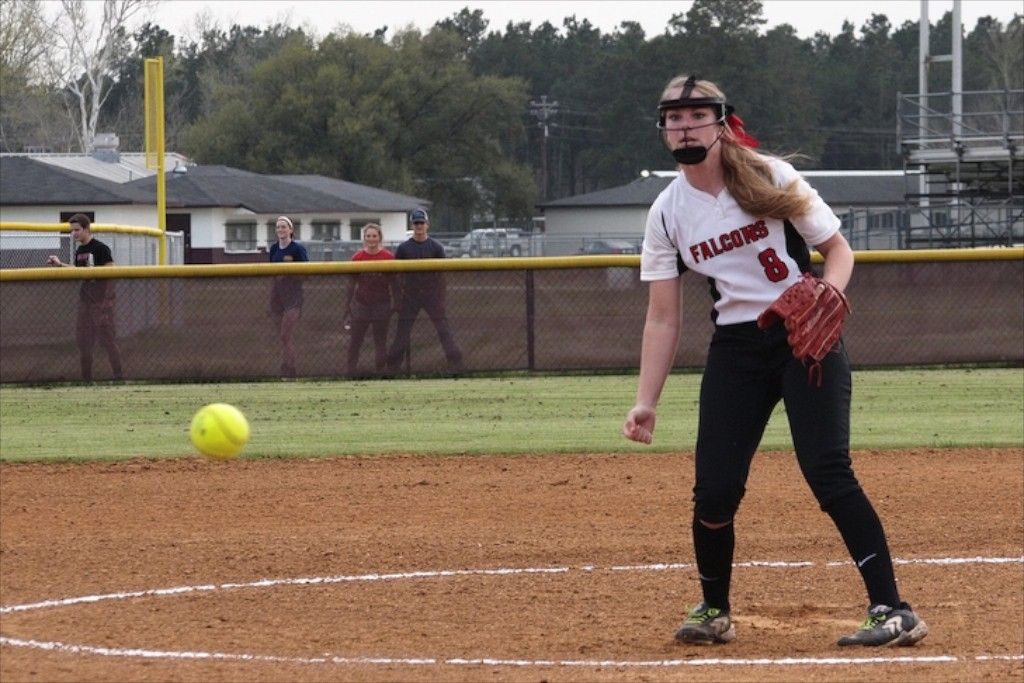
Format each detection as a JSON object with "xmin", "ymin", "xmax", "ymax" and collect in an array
[
  {"xmin": 694, "ymin": 320, "xmax": 860, "ymax": 522},
  {"xmin": 386, "ymin": 294, "xmax": 462, "ymax": 370},
  {"xmin": 691, "ymin": 321, "xmax": 901, "ymax": 611}
]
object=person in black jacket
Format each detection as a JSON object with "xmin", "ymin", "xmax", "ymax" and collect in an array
[
  {"xmin": 47, "ymin": 213, "xmax": 123, "ymax": 381},
  {"xmin": 385, "ymin": 209, "xmax": 463, "ymax": 374}
]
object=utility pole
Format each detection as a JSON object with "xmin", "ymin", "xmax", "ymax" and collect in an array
[{"xmin": 529, "ymin": 96, "xmax": 559, "ymax": 199}]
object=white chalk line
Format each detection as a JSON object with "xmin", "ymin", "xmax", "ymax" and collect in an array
[
  {"xmin": 1, "ymin": 555, "xmax": 1022, "ymax": 670},
  {"xmin": 0, "ymin": 566, "xmax": 572, "ymax": 615},
  {"xmin": 4, "ymin": 555, "xmax": 1020, "ymax": 616},
  {"xmin": 1, "ymin": 636, "xmax": 1022, "ymax": 669}
]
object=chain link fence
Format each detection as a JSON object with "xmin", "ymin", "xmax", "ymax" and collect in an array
[
  {"xmin": 0, "ymin": 227, "xmax": 185, "ymax": 268},
  {"xmin": 0, "ymin": 253, "xmax": 1020, "ymax": 383},
  {"xmin": 303, "ymin": 233, "xmax": 640, "ymax": 261}
]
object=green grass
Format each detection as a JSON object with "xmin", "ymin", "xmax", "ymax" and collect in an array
[{"xmin": 0, "ymin": 368, "xmax": 1021, "ymax": 462}]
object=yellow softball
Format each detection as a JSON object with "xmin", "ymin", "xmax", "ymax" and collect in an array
[{"xmin": 189, "ymin": 403, "xmax": 250, "ymax": 460}]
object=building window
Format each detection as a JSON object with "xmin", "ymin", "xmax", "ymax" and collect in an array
[
  {"xmin": 225, "ymin": 222, "xmax": 256, "ymax": 251},
  {"xmin": 60, "ymin": 211, "xmax": 96, "ymax": 224},
  {"xmin": 838, "ymin": 211, "xmax": 856, "ymax": 231},
  {"xmin": 350, "ymin": 218, "xmax": 381, "ymax": 240},
  {"xmin": 311, "ymin": 221, "xmax": 341, "ymax": 240},
  {"xmin": 867, "ymin": 212, "xmax": 896, "ymax": 230},
  {"xmin": 267, "ymin": 219, "xmax": 301, "ymax": 244}
]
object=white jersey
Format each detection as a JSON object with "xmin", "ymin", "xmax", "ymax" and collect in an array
[{"xmin": 641, "ymin": 156, "xmax": 840, "ymax": 325}]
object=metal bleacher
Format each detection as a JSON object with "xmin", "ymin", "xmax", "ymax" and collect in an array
[{"xmin": 897, "ymin": 89, "xmax": 1023, "ymax": 248}]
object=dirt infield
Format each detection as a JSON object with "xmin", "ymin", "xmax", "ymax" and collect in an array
[{"xmin": 1, "ymin": 448, "xmax": 1022, "ymax": 682}]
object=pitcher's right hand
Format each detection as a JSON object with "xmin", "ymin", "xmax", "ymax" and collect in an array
[{"xmin": 623, "ymin": 405, "xmax": 656, "ymax": 444}]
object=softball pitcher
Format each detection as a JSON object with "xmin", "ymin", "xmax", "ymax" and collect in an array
[{"xmin": 622, "ymin": 75, "xmax": 927, "ymax": 647}]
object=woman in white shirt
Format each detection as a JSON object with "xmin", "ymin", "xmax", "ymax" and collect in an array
[{"xmin": 622, "ymin": 75, "xmax": 927, "ymax": 648}]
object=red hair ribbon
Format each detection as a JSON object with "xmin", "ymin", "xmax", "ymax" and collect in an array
[{"xmin": 727, "ymin": 113, "xmax": 760, "ymax": 148}]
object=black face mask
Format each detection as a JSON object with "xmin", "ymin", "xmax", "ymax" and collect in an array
[
  {"xmin": 672, "ymin": 146, "xmax": 708, "ymax": 165},
  {"xmin": 671, "ymin": 128, "xmax": 725, "ymax": 165}
]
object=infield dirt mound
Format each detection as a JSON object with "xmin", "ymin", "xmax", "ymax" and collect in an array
[{"xmin": 1, "ymin": 448, "xmax": 1022, "ymax": 682}]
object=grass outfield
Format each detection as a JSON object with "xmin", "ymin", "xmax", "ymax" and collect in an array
[{"xmin": 0, "ymin": 368, "xmax": 1021, "ymax": 462}]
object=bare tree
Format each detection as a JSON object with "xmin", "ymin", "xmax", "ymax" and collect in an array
[
  {"xmin": 0, "ymin": 0, "xmax": 66, "ymax": 151},
  {"xmin": 980, "ymin": 15, "xmax": 1023, "ymax": 91},
  {"xmin": 0, "ymin": 0, "xmax": 52, "ymax": 80},
  {"xmin": 46, "ymin": 0, "xmax": 155, "ymax": 152}
]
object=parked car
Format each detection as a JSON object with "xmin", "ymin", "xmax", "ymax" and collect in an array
[
  {"xmin": 456, "ymin": 228, "xmax": 531, "ymax": 257},
  {"xmin": 579, "ymin": 239, "xmax": 640, "ymax": 255}
]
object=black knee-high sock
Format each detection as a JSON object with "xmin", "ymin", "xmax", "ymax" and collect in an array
[
  {"xmin": 825, "ymin": 490, "xmax": 901, "ymax": 607},
  {"xmin": 692, "ymin": 517, "xmax": 734, "ymax": 612}
]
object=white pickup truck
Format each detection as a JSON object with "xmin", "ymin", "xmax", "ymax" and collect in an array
[{"xmin": 452, "ymin": 228, "xmax": 531, "ymax": 257}]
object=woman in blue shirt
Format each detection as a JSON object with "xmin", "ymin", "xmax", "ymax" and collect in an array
[{"xmin": 269, "ymin": 216, "xmax": 309, "ymax": 378}]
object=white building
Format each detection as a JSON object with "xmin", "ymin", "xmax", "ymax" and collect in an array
[
  {"xmin": 538, "ymin": 170, "xmax": 913, "ymax": 252},
  {"xmin": 1, "ymin": 149, "xmax": 431, "ymax": 264}
]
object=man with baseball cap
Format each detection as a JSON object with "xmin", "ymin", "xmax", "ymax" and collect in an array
[{"xmin": 386, "ymin": 208, "xmax": 464, "ymax": 374}]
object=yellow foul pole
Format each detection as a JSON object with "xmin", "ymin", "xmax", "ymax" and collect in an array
[{"xmin": 144, "ymin": 57, "xmax": 167, "ymax": 265}]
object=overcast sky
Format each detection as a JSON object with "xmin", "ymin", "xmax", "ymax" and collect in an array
[{"xmin": 119, "ymin": 1, "xmax": 1023, "ymax": 40}]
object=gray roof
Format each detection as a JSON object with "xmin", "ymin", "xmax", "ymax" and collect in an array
[
  {"xmin": 1, "ymin": 157, "xmax": 432, "ymax": 214},
  {"xmin": 119, "ymin": 165, "xmax": 430, "ymax": 213},
  {"xmin": 0, "ymin": 156, "xmax": 151, "ymax": 205},
  {"xmin": 120, "ymin": 165, "xmax": 346, "ymax": 211},
  {"xmin": 540, "ymin": 171, "xmax": 909, "ymax": 209},
  {"xmin": 540, "ymin": 176, "xmax": 673, "ymax": 209},
  {"xmin": 276, "ymin": 175, "xmax": 430, "ymax": 212},
  {"xmin": 18, "ymin": 152, "xmax": 189, "ymax": 183},
  {"xmin": 800, "ymin": 172, "xmax": 908, "ymax": 206}
]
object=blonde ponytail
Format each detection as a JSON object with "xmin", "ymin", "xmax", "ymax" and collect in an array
[{"xmin": 721, "ymin": 144, "xmax": 811, "ymax": 219}]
